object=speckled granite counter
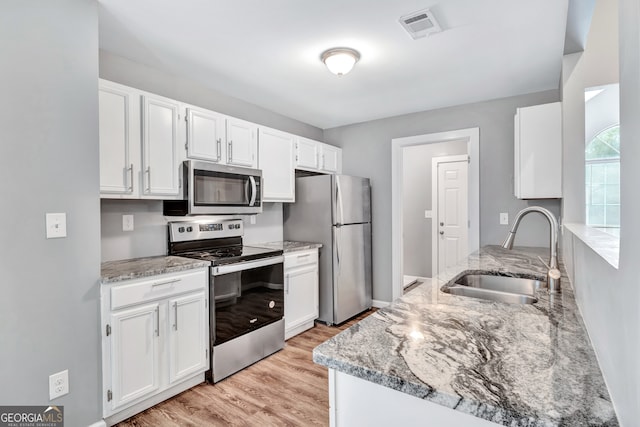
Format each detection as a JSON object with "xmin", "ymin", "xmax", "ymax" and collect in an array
[
  {"xmin": 101, "ymin": 256, "xmax": 210, "ymax": 284},
  {"xmin": 313, "ymin": 246, "xmax": 618, "ymax": 426},
  {"xmin": 253, "ymin": 241, "xmax": 322, "ymax": 253}
]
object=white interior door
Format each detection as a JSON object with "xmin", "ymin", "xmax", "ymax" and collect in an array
[{"xmin": 433, "ymin": 156, "xmax": 469, "ymax": 276}]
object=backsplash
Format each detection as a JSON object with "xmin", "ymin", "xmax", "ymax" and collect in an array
[{"xmin": 100, "ymin": 199, "xmax": 284, "ymax": 262}]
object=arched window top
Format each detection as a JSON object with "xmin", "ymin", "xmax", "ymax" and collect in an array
[{"xmin": 586, "ymin": 125, "xmax": 620, "ymax": 161}]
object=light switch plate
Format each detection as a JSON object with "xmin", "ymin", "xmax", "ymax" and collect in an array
[
  {"xmin": 424, "ymin": 210, "xmax": 433, "ymax": 219},
  {"xmin": 250, "ymin": 215, "xmax": 257, "ymax": 225},
  {"xmin": 46, "ymin": 213, "xmax": 67, "ymax": 239},
  {"xmin": 122, "ymin": 215, "xmax": 134, "ymax": 231},
  {"xmin": 500, "ymin": 212, "xmax": 509, "ymax": 225}
]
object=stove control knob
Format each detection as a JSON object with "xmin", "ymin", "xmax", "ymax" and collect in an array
[
  {"xmin": 186, "ymin": 226, "xmax": 193, "ymax": 232},
  {"xmin": 228, "ymin": 224, "xmax": 233, "ymax": 229},
  {"xmin": 235, "ymin": 224, "xmax": 241, "ymax": 229},
  {"xmin": 178, "ymin": 227, "xmax": 185, "ymax": 233}
]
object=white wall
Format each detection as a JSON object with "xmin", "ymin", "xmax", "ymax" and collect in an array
[
  {"xmin": 324, "ymin": 90, "xmax": 561, "ymax": 302},
  {"xmin": 562, "ymin": 0, "xmax": 640, "ymax": 424},
  {"xmin": 0, "ymin": 1, "xmax": 102, "ymax": 425},
  {"xmin": 402, "ymin": 141, "xmax": 468, "ymax": 278}
]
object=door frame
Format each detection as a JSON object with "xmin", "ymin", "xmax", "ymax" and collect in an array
[
  {"xmin": 391, "ymin": 128, "xmax": 479, "ymax": 302},
  {"xmin": 432, "ymin": 154, "xmax": 470, "ymax": 278}
]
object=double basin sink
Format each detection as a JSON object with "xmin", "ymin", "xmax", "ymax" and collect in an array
[{"xmin": 442, "ymin": 273, "xmax": 543, "ymax": 305}]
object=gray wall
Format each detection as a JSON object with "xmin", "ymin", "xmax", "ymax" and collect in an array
[
  {"xmin": 0, "ymin": 1, "xmax": 101, "ymax": 425},
  {"xmin": 562, "ymin": 0, "xmax": 639, "ymax": 424},
  {"xmin": 101, "ymin": 200, "xmax": 284, "ymax": 262},
  {"xmin": 324, "ymin": 90, "xmax": 561, "ymax": 302},
  {"xmin": 402, "ymin": 141, "xmax": 468, "ymax": 278},
  {"xmin": 99, "ymin": 50, "xmax": 324, "ymax": 141}
]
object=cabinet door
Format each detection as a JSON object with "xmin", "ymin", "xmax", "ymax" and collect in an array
[
  {"xmin": 141, "ymin": 94, "xmax": 180, "ymax": 196},
  {"xmin": 296, "ymin": 137, "xmax": 319, "ymax": 170},
  {"xmin": 285, "ymin": 264, "xmax": 319, "ymax": 336},
  {"xmin": 259, "ymin": 127, "xmax": 295, "ymax": 202},
  {"xmin": 168, "ymin": 291, "xmax": 209, "ymax": 384},
  {"xmin": 186, "ymin": 106, "xmax": 226, "ymax": 163},
  {"xmin": 110, "ymin": 303, "xmax": 161, "ymax": 410},
  {"xmin": 320, "ymin": 144, "xmax": 341, "ymax": 173},
  {"xmin": 99, "ymin": 82, "xmax": 138, "ymax": 195},
  {"xmin": 226, "ymin": 118, "xmax": 257, "ymax": 168},
  {"xmin": 515, "ymin": 102, "xmax": 562, "ymax": 199}
]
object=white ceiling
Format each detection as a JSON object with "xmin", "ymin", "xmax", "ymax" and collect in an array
[{"xmin": 98, "ymin": 0, "xmax": 569, "ymax": 129}]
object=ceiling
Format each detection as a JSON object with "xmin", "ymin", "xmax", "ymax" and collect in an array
[{"xmin": 98, "ymin": 0, "xmax": 570, "ymax": 129}]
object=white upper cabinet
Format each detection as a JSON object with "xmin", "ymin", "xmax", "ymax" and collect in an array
[
  {"xmin": 226, "ymin": 118, "xmax": 258, "ymax": 168},
  {"xmin": 185, "ymin": 106, "xmax": 226, "ymax": 163},
  {"xmin": 258, "ymin": 127, "xmax": 295, "ymax": 203},
  {"xmin": 295, "ymin": 137, "xmax": 342, "ymax": 174},
  {"xmin": 296, "ymin": 137, "xmax": 320, "ymax": 170},
  {"xmin": 99, "ymin": 79, "xmax": 181, "ymax": 200},
  {"xmin": 320, "ymin": 144, "xmax": 342, "ymax": 174},
  {"xmin": 514, "ymin": 102, "xmax": 562, "ymax": 199},
  {"xmin": 99, "ymin": 80, "xmax": 140, "ymax": 197},
  {"xmin": 141, "ymin": 93, "xmax": 181, "ymax": 196}
]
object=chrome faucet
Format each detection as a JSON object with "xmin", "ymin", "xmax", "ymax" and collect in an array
[{"xmin": 501, "ymin": 206, "xmax": 561, "ymax": 293}]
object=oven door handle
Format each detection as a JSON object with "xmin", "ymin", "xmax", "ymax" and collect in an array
[{"xmin": 212, "ymin": 255, "xmax": 284, "ymax": 276}]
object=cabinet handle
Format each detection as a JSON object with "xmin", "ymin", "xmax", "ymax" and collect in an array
[
  {"xmin": 145, "ymin": 167, "xmax": 151, "ymax": 192},
  {"xmin": 322, "ymin": 154, "xmax": 326, "ymax": 170},
  {"xmin": 216, "ymin": 138, "xmax": 222, "ymax": 161},
  {"xmin": 173, "ymin": 302, "xmax": 178, "ymax": 331},
  {"xmin": 228, "ymin": 141, "xmax": 233, "ymax": 162},
  {"xmin": 297, "ymin": 254, "xmax": 311, "ymax": 259},
  {"xmin": 128, "ymin": 164, "xmax": 134, "ymax": 192},
  {"xmin": 155, "ymin": 307, "xmax": 160, "ymax": 337},
  {"xmin": 152, "ymin": 278, "xmax": 181, "ymax": 287}
]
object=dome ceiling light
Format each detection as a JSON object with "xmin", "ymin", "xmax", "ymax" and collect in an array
[{"xmin": 321, "ymin": 48, "xmax": 360, "ymax": 77}]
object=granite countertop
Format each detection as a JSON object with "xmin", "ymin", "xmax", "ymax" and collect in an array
[
  {"xmin": 253, "ymin": 241, "xmax": 322, "ymax": 253},
  {"xmin": 313, "ymin": 246, "xmax": 618, "ymax": 426},
  {"xmin": 101, "ymin": 256, "xmax": 210, "ymax": 284}
]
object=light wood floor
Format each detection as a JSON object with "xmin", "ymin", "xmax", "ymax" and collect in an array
[{"xmin": 116, "ymin": 310, "xmax": 375, "ymax": 427}]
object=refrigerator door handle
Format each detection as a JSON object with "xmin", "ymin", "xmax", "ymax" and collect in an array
[{"xmin": 335, "ymin": 177, "xmax": 345, "ymax": 224}]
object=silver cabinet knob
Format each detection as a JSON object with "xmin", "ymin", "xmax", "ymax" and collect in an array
[{"xmin": 440, "ymin": 222, "xmax": 444, "ymax": 226}]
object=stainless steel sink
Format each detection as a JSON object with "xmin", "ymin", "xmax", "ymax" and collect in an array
[{"xmin": 443, "ymin": 274, "xmax": 542, "ymax": 305}]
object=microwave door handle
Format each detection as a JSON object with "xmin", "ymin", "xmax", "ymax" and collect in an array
[{"xmin": 249, "ymin": 176, "xmax": 257, "ymax": 206}]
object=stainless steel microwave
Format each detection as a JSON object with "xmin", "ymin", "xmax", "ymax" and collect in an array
[{"xmin": 163, "ymin": 160, "xmax": 262, "ymax": 215}]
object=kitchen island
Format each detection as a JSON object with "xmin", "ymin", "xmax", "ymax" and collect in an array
[{"xmin": 313, "ymin": 246, "xmax": 618, "ymax": 426}]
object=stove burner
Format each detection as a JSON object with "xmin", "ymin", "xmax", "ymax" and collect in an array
[{"xmin": 208, "ymin": 247, "xmax": 242, "ymax": 258}]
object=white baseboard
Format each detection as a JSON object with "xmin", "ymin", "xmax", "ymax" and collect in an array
[
  {"xmin": 372, "ymin": 299, "xmax": 390, "ymax": 308},
  {"xmin": 88, "ymin": 421, "xmax": 107, "ymax": 427}
]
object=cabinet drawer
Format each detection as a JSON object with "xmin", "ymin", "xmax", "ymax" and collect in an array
[
  {"xmin": 284, "ymin": 249, "xmax": 317, "ymax": 269},
  {"xmin": 111, "ymin": 269, "xmax": 208, "ymax": 310}
]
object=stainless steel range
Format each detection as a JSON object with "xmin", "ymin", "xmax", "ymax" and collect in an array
[{"xmin": 168, "ymin": 219, "xmax": 284, "ymax": 383}]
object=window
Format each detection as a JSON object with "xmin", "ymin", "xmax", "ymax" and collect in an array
[{"xmin": 585, "ymin": 125, "xmax": 620, "ymax": 230}]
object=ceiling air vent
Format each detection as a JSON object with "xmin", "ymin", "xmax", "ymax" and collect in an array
[{"xmin": 399, "ymin": 9, "xmax": 442, "ymax": 40}]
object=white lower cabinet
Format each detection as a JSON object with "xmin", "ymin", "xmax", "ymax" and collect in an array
[
  {"xmin": 284, "ymin": 249, "xmax": 319, "ymax": 340},
  {"xmin": 101, "ymin": 268, "xmax": 209, "ymax": 425}
]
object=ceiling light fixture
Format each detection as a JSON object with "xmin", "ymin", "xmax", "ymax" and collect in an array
[{"xmin": 321, "ymin": 48, "xmax": 360, "ymax": 77}]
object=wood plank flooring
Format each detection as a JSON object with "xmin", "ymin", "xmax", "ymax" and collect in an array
[{"xmin": 116, "ymin": 310, "xmax": 375, "ymax": 427}]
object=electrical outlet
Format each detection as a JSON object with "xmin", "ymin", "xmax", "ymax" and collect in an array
[
  {"xmin": 49, "ymin": 370, "xmax": 69, "ymax": 400},
  {"xmin": 500, "ymin": 212, "xmax": 509, "ymax": 225},
  {"xmin": 250, "ymin": 215, "xmax": 257, "ymax": 225},
  {"xmin": 122, "ymin": 215, "xmax": 134, "ymax": 231},
  {"xmin": 46, "ymin": 213, "xmax": 67, "ymax": 239},
  {"xmin": 424, "ymin": 210, "xmax": 433, "ymax": 219}
]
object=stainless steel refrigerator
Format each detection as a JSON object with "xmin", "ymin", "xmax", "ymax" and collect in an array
[{"xmin": 284, "ymin": 174, "xmax": 372, "ymax": 325}]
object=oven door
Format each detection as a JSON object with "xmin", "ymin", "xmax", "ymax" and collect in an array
[
  {"xmin": 211, "ymin": 256, "xmax": 284, "ymax": 346},
  {"xmin": 188, "ymin": 160, "xmax": 262, "ymax": 215}
]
